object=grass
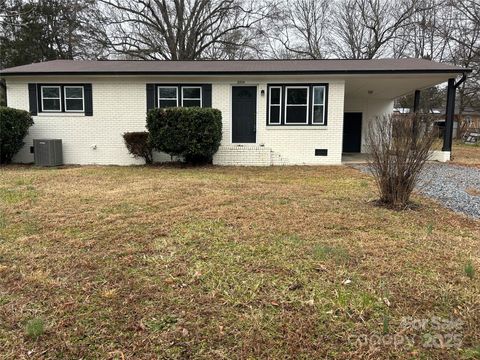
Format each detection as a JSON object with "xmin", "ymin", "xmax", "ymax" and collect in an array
[
  {"xmin": 25, "ymin": 318, "xmax": 45, "ymax": 339},
  {"xmin": 466, "ymin": 187, "xmax": 480, "ymax": 197},
  {"xmin": 465, "ymin": 260, "xmax": 475, "ymax": 280},
  {"xmin": 313, "ymin": 244, "xmax": 350, "ymax": 264},
  {"xmin": 452, "ymin": 141, "xmax": 480, "ymax": 167},
  {"xmin": 463, "ymin": 346, "xmax": 480, "ymax": 359},
  {"xmin": 0, "ymin": 164, "xmax": 479, "ymax": 359},
  {"xmin": 145, "ymin": 315, "xmax": 178, "ymax": 333}
]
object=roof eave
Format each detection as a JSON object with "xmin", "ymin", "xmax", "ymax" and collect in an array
[{"xmin": 0, "ymin": 68, "xmax": 472, "ymax": 77}]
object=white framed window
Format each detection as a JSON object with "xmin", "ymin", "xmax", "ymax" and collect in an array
[
  {"xmin": 158, "ymin": 86, "xmax": 178, "ymax": 108},
  {"xmin": 182, "ymin": 86, "xmax": 202, "ymax": 107},
  {"xmin": 268, "ymin": 86, "xmax": 282, "ymax": 124},
  {"xmin": 64, "ymin": 86, "xmax": 84, "ymax": 112},
  {"xmin": 41, "ymin": 86, "xmax": 61, "ymax": 112},
  {"xmin": 312, "ymin": 86, "xmax": 326, "ymax": 124},
  {"xmin": 285, "ymin": 86, "xmax": 309, "ymax": 124}
]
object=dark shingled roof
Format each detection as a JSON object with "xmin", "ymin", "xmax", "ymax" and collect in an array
[{"xmin": 0, "ymin": 58, "xmax": 470, "ymax": 76}]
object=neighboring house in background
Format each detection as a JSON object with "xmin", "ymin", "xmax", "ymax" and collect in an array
[
  {"xmin": 393, "ymin": 107, "xmax": 413, "ymax": 114},
  {"xmin": 433, "ymin": 107, "xmax": 480, "ymax": 139},
  {"xmin": 395, "ymin": 106, "xmax": 480, "ymax": 139},
  {"xmin": 0, "ymin": 59, "xmax": 470, "ymax": 165},
  {"xmin": 459, "ymin": 108, "xmax": 480, "ymax": 131}
]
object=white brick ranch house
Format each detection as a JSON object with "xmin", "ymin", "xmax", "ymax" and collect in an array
[{"xmin": 1, "ymin": 59, "xmax": 470, "ymax": 166}]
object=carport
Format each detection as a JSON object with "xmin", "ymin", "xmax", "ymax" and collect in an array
[{"xmin": 341, "ymin": 69, "xmax": 471, "ymax": 162}]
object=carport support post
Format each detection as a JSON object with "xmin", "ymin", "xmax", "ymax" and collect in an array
[
  {"xmin": 413, "ymin": 90, "xmax": 421, "ymax": 112},
  {"xmin": 442, "ymin": 78, "xmax": 456, "ymax": 152},
  {"xmin": 412, "ymin": 90, "xmax": 421, "ymax": 140}
]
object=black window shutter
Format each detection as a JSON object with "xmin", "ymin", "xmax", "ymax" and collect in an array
[
  {"xmin": 84, "ymin": 84, "xmax": 93, "ymax": 116},
  {"xmin": 146, "ymin": 84, "xmax": 155, "ymax": 111},
  {"xmin": 28, "ymin": 83, "xmax": 38, "ymax": 115},
  {"xmin": 202, "ymin": 84, "xmax": 212, "ymax": 107}
]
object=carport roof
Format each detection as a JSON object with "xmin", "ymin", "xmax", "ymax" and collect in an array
[{"xmin": 0, "ymin": 58, "xmax": 471, "ymax": 76}]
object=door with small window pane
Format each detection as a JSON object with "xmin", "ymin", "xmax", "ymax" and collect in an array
[{"xmin": 232, "ymin": 86, "xmax": 256, "ymax": 143}]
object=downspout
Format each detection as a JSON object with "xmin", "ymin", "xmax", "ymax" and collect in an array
[{"xmin": 454, "ymin": 72, "xmax": 467, "ymax": 89}]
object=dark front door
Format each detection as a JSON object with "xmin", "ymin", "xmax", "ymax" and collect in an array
[
  {"xmin": 232, "ymin": 86, "xmax": 256, "ymax": 143},
  {"xmin": 343, "ymin": 112, "xmax": 362, "ymax": 153}
]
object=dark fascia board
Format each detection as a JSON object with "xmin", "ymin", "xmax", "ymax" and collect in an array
[{"xmin": 0, "ymin": 69, "xmax": 472, "ymax": 76}]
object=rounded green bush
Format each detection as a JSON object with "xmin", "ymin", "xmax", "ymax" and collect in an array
[
  {"xmin": 0, "ymin": 106, "xmax": 34, "ymax": 164},
  {"xmin": 146, "ymin": 107, "xmax": 222, "ymax": 164}
]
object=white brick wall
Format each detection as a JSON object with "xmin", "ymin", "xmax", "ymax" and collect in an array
[
  {"xmin": 6, "ymin": 75, "xmax": 357, "ymax": 166},
  {"xmin": 258, "ymin": 81, "xmax": 345, "ymax": 165},
  {"xmin": 344, "ymin": 96, "xmax": 395, "ymax": 153},
  {"xmin": 8, "ymin": 77, "xmax": 149, "ymax": 165},
  {"xmin": 213, "ymin": 145, "xmax": 272, "ymax": 166}
]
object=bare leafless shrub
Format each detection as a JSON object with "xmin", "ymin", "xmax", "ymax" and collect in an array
[{"xmin": 367, "ymin": 113, "xmax": 439, "ymax": 208}]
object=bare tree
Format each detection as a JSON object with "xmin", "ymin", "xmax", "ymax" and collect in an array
[
  {"xmin": 452, "ymin": 0, "xmax": 480, "ymax": 48},
  {"xmin": 367, "ymin": 114, "xmax": 438, "ymax": 208},
  {"xmin": 0, "ymin": 0, "xmax": 105, "ymax": 105},
  {"xmin": 202, "ymin": 28, "xmax": 270, "ymax": 60},
  {"xmin": 270, "ymin": 0, "xmax": 332, "ymax": 59},
  {"xmin": 394, "ymin": 0, "xmax": 451, "ymax": 60},
  {"xmin": 448, "ymin": 0, "xmax": 480, "ymax": 111},
  {"xmin": 392, "ymin": 0, "xmax": 451, "ymax": 113},
  {"xmin": 95, "ymin": 0, "xmax": 276, "ymax": 60},
  {"xmin": 391, "ymin": 0, "xmax": 479, "ymax": 127},
  {"xmin": 332, "ymin": 0, "xmax": 419, "ymax": 59},
  {"xmin": 0, "ymin": 0, "xmax": 102, "ymax": 67}
]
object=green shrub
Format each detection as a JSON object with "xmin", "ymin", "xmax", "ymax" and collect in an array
[
  {"xmin": 122, "ymin": 131, "xmax": 153, "ymax": 164},
  {"xmin": 146, "ymin": 107, "xmax": 222, "ymax": 164},
  {"xmin": 0, "ymin": 106, "xmax": 34, "ymax": 164}
]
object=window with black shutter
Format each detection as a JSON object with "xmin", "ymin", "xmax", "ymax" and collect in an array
[{"xmin": 29, "ymin": 83, "xmax": 93, "ymax": 116}]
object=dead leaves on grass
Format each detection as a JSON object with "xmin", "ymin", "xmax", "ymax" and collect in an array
[{"xmin": 0, "ymin": 165, "xmax": 478, "ymax": 359}]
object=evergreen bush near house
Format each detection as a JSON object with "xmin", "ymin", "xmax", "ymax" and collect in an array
[
  {"xmin": 122, "ymin": 131, "xmax": 153, "ymax": 164},
  {"xmin": 147, "ymin": 107, "xmax": 222, "ymax": 164},
  {"xmin": 0, "ymin": 106, "xmax": 34, "ymax": 164}
]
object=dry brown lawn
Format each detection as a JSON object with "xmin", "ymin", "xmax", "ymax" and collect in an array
[
  {"xmin": 451, "ymin": 142, "xmax": 480, "ymax": 167},
  {"xmin": 0, "ymin": 165, "xmax": 479, "ymax": 359}
]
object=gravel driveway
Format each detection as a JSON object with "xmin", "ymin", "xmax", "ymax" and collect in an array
[
  {"xmin": 354, "ymin": 163, "xmax": 480, "ymax": 219},
  {"xmin": 417, "ymin": 163, "xmax": 480, "ymax": 219}
]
